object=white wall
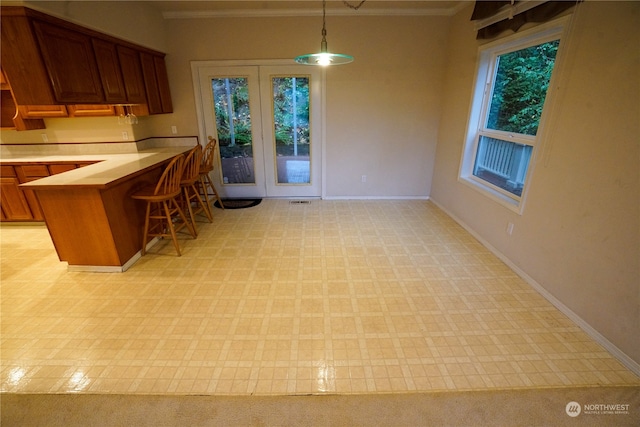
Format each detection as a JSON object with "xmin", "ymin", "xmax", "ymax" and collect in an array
[
  {"xmin": 160, "ymin": 14, "xmax": 449, "ymax": 198},
  {"xmin": 431, "ymin": 1, "xmax": 640, "ymax": 367},
  {"xmin": 23, "ymin": 0, "xmax": 167, "ymax": 51}
]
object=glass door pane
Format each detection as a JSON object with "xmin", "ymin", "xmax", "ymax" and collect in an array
[
  {"xmin": 195, "ymin": 63, "xmax": 320, "ymax": 199},
  {"xmin": 211, "ymin": 77, "xmax": 255, "ymax": 184},
  {"xmin": 259, "ymin": 66, "xmax": 321, "ymax": 198},
  {"xmin": 272, "ymin": 76, "xmax": 310, "ymax": 184}
]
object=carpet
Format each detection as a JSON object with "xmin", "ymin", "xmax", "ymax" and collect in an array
[
  {"xmin": 214, "ymin": 198, "xmax": 262, "ymax": 209},
  {"xmin": 3, "ymin": 386, "xmax": 639, "ymax": 426}
]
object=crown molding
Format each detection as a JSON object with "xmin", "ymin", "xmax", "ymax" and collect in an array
[{"xmin": 162, "ymin": 6, "xmax": 463, "ymax": 20}]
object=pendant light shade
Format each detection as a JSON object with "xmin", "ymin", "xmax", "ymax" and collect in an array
[{"xmin": 295, "ymin": 0, "xmax": 354, "ymax": 66}]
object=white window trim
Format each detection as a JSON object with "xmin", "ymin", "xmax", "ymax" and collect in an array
[{"xmin": 458, "ymin": 17, "xmax": 570, "ymax": 214}]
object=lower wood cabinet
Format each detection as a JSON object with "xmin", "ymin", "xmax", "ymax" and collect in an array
[
  {"xmin": 0, "ymin": 162, "xmax": 95, "ymax": 221},
  {"xmin": 0, "ymin": 176, "xmax": 34, "ymax": 220},
  {"xmin": 15, "ymin": 164, "xmax": 50, "ymax": 220}
]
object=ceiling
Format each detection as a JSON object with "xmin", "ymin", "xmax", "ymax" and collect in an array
[{"xmin": 148, "ymin": 1, "xmax": 468, "ymax": 19}]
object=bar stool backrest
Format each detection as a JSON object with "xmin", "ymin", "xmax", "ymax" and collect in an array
[
  {"xmin": 201, "ymin": 136, "xmax": 217, "ymax": 173},
  {"xmin": 155, "ymin": 154, "xmax": 185, "ymax": 197},
  {"xmin": 182, "ymin": 145, "xmax": 203, "ymax": 184}
]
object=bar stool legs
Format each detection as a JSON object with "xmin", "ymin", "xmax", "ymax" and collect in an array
[{"xmin": 132, "ymin": 154, "xmax": 195, "ymax": 257}]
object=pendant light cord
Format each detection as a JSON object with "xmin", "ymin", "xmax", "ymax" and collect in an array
[
  {"xmin": 342, "ymin": 1, "xmax": 367, "ymax": 10},
  {"xmin": 324, "ymin": 0, "xmax": 366, "ymax": 33},
  {"xmin": 322, "ymin": 0, "xmax": 327, "ymax": 38},
  {"xmin": 321, "ymin": 0, "xmax": 327, "ymax": 46}
]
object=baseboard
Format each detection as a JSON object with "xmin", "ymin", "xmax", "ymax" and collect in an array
[
  {"xmin": 322, "ymin": 196, "xmax": 430, "ymax": 200},
  {"xmin": 429, "ymin": 199, "xmax": 640, "ymax": 378}
]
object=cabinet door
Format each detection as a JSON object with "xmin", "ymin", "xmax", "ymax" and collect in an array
[
  {"xmin": 154, "ymin": 56, "xmax": 173, "ymax": 113},
  {"xmin": 117, "ymin": 46, "xmax": 147, "ymax": 104},
  {"xmin": 140, "ymin": 52, "xmax": 173, "ymax": 114},
  {"xmin": 140, "ymin": 52, "xmax": 163, "ymax": 114},
  {"xmin": 0, "ymin": 177, "xmax": 34, "ymax": 220},
  {"xmin": 15, "ymin": 164, "xmax": 49, "ymax": 221},
  {"xmin": 48, "ymin": 164, "xmax": 77, "ymax": 175},
  {"xmin": 18, "ymin": 105, "xmax": 68, "ymax": 118},
  {"xmin": 0, "ymin": 13, "xmax": 58, "ymax": 105},
  {"xmin": 32, "ymin": 20, "xmax": 104, "ymax": 104},
  {"xmin": 92, "ymin": 39, "xmax": 127, "ymax": 103},
  {"xmin": 67, "ymin": 105, "xmax": 116, "ymax": 117}
]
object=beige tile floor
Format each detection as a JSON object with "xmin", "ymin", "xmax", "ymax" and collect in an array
[{"xmin": 1, "ymin": 200, "xmax": 638, "ymax": 395}]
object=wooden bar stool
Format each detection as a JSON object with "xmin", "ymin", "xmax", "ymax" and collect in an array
[
  {"xmin": 198, "ymin": 136, "xmax": 225, "ymax": 210},
  {"xmin": 131, "ymin": 154, "xmax": 195, "ymax": 256},
  {"xmin": 180, "ymin": 144, "xmax": 213, "ymax": 235}
]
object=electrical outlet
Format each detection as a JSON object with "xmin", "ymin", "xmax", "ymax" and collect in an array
[
  {"xmin": 122, "ymin": 131, "xmax": 128, "ymax": 140},
  {"xmin": 506, "ymin": 222, "xmax": 514, "ymax": 235},
  {"xmin": 171, "ymin": 126, "xmax": 178, "ymax": 135},
  {"xmin": 361, "ymin": 175, "xmax": 367, "ymax": 183},
  {"xmin": 41, "ymin": 134, "xmax": 48, "ymax": 142}
]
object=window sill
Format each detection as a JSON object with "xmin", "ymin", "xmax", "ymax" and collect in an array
[{"xmin": 458, "ymin": 175, "xmax": 525, "ymax": 215}]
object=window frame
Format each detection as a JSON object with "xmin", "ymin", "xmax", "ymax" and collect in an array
[{"xmin": 458, "ymin": 18, "xmax": 569, "ymax": 214}]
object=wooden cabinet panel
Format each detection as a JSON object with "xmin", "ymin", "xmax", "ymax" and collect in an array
[
  {"xmin": 92, "ymin": 39, "xmax": 128, "ymax": 104},
  {"xmin": 0, "ymin": 11, "xmax": 57, "ymax": 105},
  {"xmin": 1, "ymin": 162, "xmax": 97, "ymax": 222},
  {"xmin": 154, "ymin": 56, "xmax": 173, "ymax": 113},
  {"xmin": 140, "ymin": 53, "xmax": 173, "ymax": 114},
  {"xmin": 117, "ymin": 45, "xmax": 147, "ymax": 104},
  {"xmin": 1, "ymin": 6, "xmax": 173, "ymax": 123},
  {"xmin": 0, "ymin": 68, "xmax": 46, "ymax": 130},
  {"xmin": 48, "ymin": 164, "xmax": 77, "ymax": 175},
  {"xmin": 19, "ymin": 178, "xmax": 45, "ymax": 220},
  {"xmin": 0, "ymin": 176, "xmax": 34, "ymax": 220},
  {"xmin": 32, "ymin": 20, "xmax": 104, "ymax": 104},
  {"xmin": 0, "ymin": 161, "xmax": 95, "ymax": 221},
  {"xmin": 139, "ymin": 52, "xmax": 163, "ymax": 115},
  {"xmin": 0, "ymin": 166, "xmax": 16, "ymax": 177},
  {"xmin": 18, "ymin": 105, "xmax": 68, "ymax": 118},
  {"xmin": 15, "ymin": 164, "xmax": 49, "ymax": 221},
  {"xmin": 16, "ymin": 105, "xmax": 119, "ymax": 119},
  {"xmin": 67, "ymin": 105, "xmax": 117, "ymax": 117},
  {"xmin": 18, "ymin": 164, "xmax": 50, "ymax": 178}
]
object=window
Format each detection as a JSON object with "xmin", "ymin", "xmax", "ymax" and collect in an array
[{"xmin": 459, "ymin": 23, "xmax": 566, "ymax": 212}]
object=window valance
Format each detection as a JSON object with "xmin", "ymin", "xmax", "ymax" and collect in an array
[{"xmin": 471, "ymin": 1, "xmax": 579, "ymax": 39}]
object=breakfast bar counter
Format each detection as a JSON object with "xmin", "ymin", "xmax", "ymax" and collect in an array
[{"xmin": 18, "ymin": 146, "xmax": 192, "ymax": 272}]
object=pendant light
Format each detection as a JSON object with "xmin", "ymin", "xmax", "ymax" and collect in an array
[{"xmin": 295, "ymin": 0, "xmax": 355, "ymax": 66}]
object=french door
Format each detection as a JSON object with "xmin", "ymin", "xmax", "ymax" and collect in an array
[{"xmin": 193, "ymin": 62, "xmax": 322, "ymax": 198}]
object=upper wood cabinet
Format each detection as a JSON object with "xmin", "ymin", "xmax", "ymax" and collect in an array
[
  {"xmin": 67, "ymin": 105, "xmax": 118, "ymax": 117},
  {"xmin": 117, "ymin": 46, "xmax": 147, "ymax": 104},
  {"xmin": 140, "ymin": 53, "xmax": 173, "ymax": 114},
  {"xmin": 32, "ymin": 20, "xmax": 105, "ymax": 104},
  {"xmin": 18, "ymin": 105, "xmax": 68, "ymax": 119},
  {"xmin": 91, "ymin": 39, "xmax": 128, "ymax": 104},
  {"xmin": 0, "ymin": 11, "xmax": 57, "ymax": 105},
  {"xmin": 0, "ymin": 68, "xmax": 46, "ymax": 130},
  {"xmin": 0, "ymin": 6, "xmax": 172, "ymax": 113}
]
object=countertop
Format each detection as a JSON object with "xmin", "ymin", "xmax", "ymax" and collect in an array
[{"xmin": 12, "ymin": 147, "xmax": 191, "ymax": 190}]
